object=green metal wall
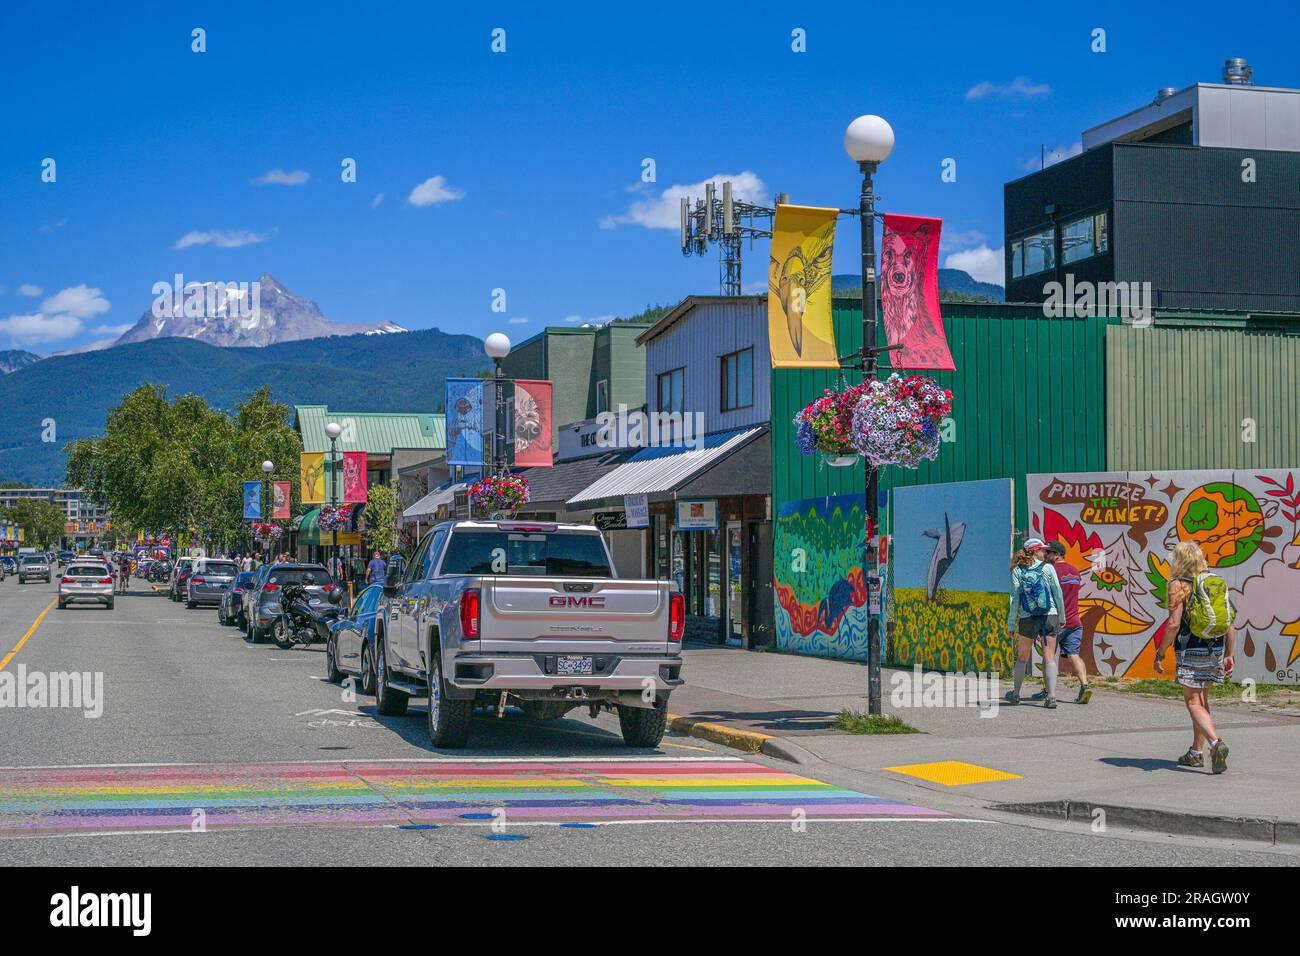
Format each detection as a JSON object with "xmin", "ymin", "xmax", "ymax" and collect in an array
[
  {"xmin": 1107, "ymin": 322, "xmax": 1300, "ymax": 471},
  {"xmin": 771, "ymin": 299, "xmax": 1116, "ymax": 533}
]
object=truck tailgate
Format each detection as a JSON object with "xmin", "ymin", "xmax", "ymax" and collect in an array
[{"xmin": 477, "ymin": 577, "xmax": 672, "ymax": 655}]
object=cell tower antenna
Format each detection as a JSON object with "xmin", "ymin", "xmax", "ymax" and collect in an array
[{"xmin": 678, "ymin": 180, "xmax": 779, "ymax": 295}]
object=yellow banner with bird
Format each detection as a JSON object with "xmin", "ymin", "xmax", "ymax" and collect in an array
[
  {"xmin": 299, "ymin": 452, "xmax": 326, "ymax": 505},
  {"xmin": 768, "ymin": 204, "xmax": 839, "ymax": 368}
]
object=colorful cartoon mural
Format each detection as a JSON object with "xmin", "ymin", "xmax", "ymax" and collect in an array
[
  {"xmin": 1028, "ymin": 470, "xmax": 1300, "ymax": 685},
  {"xmin": 890, "ymin": 479, "xmax": 1013, "ymax": 675},
  {"xmin": 773, "ymin": 494, "xmax": 871, "ymax": 661}
]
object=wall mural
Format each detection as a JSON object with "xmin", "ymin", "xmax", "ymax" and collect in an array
[
  {"xmin": 890, "ymin": 479, "xmax": 1013, "ymax": 675},
  {"xmin": 1028, "ymin": 470, "xmax": 1300, "ymax": 685},
  {"xmin": 773, "ymin": 494, "xmax": 870, "ymax": 661}
]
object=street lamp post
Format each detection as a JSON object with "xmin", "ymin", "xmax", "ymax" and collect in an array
[
  {"xmin": 260, "ymin": 459, "xmax": 273, "ymax": 562},
  {"xmin": 325, "ymin": 422, "xmax": 342, "ymax": 577},
  {"xmin": 845, "ymin": 114, "xmax": 895, "ymax": 716},
  {"xmin": 483, "ymin": 333, "xmax": 512, "ymax": 479}
]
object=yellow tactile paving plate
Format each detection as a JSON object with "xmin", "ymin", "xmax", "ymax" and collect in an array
[{"xmin": 885, "ymin": 761, "xmax": 1022, "ymax": 786}]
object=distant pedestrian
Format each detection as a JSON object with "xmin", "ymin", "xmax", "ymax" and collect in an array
[
  {"xmin": 328, "ymin": 553, "xmax": 343, "ymax": 582},
  {"xmin": 241, "ymin": 554, "xmax": 253, "ymax": 573},
  {"xmin": 1044, "ymin": 541, "xmax": 1091, "ymax": 704},
  {"xmin": 1005, "ymin": 537, "xmax": 1065, "ymax": 706},
  {"xmin": 1155, "ymin": 541, "xmax": 1235, "ymax": 773},
  {"xmin": 367, "ymin": 550, "xmax": 387, "ymax": 585}
]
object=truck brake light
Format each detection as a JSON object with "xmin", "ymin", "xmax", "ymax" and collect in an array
[
  {"xmin": 460, "ymin": 588, "xmax": 481, "ymax": 639},
  {"xmin": 669, "ymin": 592, "xmax": 685, "ymax": 642}
]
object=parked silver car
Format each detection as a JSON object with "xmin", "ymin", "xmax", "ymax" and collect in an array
[
  {"xmin": 58, "ymin": 561, "xmax": 114, "ymax": 609},
  {"xmin": 18, "ymin": 554, "xmax": 51, "ymax": 584},
  {"xmin": 185, "ymin": 558, "xmax": 239, "ymax": 608}
]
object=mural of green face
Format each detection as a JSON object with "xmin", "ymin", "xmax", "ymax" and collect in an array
[{"xmin": 1177, "ymin": 482, "xmax": 1265, "ymax": 568}]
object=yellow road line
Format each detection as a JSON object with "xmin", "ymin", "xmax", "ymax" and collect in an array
[{"xmin": 0, "ymin": 599, "xmax": 58, "ymax": 672}]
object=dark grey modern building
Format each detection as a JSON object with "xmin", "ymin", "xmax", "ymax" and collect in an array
[{"xmin": 1004, "ymin": 59, "xmax": 1300, "ymax": 312}]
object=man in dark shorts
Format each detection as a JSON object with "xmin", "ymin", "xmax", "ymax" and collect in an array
[{"xmin": 1044, "ymin": 541, "xmax": 1091, "ymax": 704}]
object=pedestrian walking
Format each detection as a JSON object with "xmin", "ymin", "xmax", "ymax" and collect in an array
[
  {"xmin": 1044, "ymin": 541, "xmax": 1091, "ymax": 704},
  {"xmin": 1005, "ymin": 537, "xmax": 1065, "ymax": 706},
  {"xmin": 241, "ymin": 554, "xmax": 253, "ymax": 573},
  {"xmin": 328, "ymin": 552, "xmax": 343, "ymax": 582},
  {"xmin": 1154, "ymin": 541, "xmax": 1235, "ymax": 773},
  {"xmin": 366, "ymin": 550, "xmax": 387, "ymax": 585}
]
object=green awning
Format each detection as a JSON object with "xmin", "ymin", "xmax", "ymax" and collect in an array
[{"xmin": 295, "ymin": 508, "xmax": 320, "ymax": 546}]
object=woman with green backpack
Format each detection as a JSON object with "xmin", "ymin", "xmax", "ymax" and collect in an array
[
  {"xmin": 1005, "ymin": 537, "xmax": 1066, "ymax": 706},
  {"xmin": 1154, "ymin": 541, "xmax": 1236, "ymax": 774}
]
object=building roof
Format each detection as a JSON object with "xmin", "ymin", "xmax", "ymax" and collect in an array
[
  {"xmin": 516, "ymin": 449, "xmax": 640, "ymax": 507},
  {"xmin": 635, "ymin": 296, "xmax": 766, "ymax": 346},
  {"xmin": 567, "ymin": 426, "xmax": 766, "ymax": 508},
  {"xmin": 294, "ymin": 405, "xmax": 445, "ymax": 454},
  {"xmin": 510, "ymin": 320, "xmax": 654, "ymax": 352},
  {"xmin": 402, "ymin": 481, "xmax": 468, "ymax": 522}
]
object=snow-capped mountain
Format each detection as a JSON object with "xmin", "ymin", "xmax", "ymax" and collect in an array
[
  {"xmin": 0, "ymin": 349, "xmax": 42, "ymax": 374},
  {"xmin": 113, "ymin": 273, "xmax": 407, "ymax": 348}
]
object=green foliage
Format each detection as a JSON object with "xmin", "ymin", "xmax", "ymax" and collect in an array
[
  {"xmin": 612, "ymin": 304, "xmax": 672, "ymax": 325},
  {"xmin": 833, "ymin": 711, "xmax": 920, "ymax": 735},
  {"xmin": 1, "ymin": 498, "xmax": 65, "ymax": 548},
  {"xmin": 364, "ymin": 483, "xmax": 399, "ymax": 555},
  {"xmin": 64, "ymin": 384, "xmax": 303, "ymax": 552}
]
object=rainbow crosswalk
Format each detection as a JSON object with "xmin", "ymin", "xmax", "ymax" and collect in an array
[{"xmin": 0, "ymin": 758, "xmax": 945, "ymax": 835}]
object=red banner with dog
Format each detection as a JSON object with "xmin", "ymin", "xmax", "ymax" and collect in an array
[{"xmin": 880, "ymin": 214, "xmax": 955, "ymax": 371}]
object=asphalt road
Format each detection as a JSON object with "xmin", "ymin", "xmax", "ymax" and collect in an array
[{"xmin": 0, "ymin": 575, "xmax": 1292, "ymax": 866}]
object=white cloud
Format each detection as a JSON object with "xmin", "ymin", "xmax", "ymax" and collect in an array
[
  {"xmin": 0, "ymin": 312, "xmax": 84, "ymax": 346},
  {"xmin": 943, "ymin": 245, "xmax": 1005, "ymax": 286},
  {"xmin": 371, "ymin": 193, "xmax": 385, "ymax": 208},
  {"xmin": 253, "ymin": 169, "xmax": 310, "ymax": 186},
  {"xmin": 174, "ymin": 229, "xmax": 274, "ymax": 250},
  {"xmin": 37, "ymin": 218, "xmax": 67, "ymax": 234},
  {"xmin": 1021, "ymin": 142, "xmax": 1083, "ymax": 171},
  {"xmin": 407, "ymin": 175, "xmax": 465, "ymax": 207},
  {"xmin": 939, "ymin": 229, "xmax": 986, "ymax": 254},
  {"xmin": 601, "ymin": 171, "xmax": 769, "ymax": 230},
  {"xmin": 17, "ymin": 283, "xmax": 43, "ymax": 297},
  {"xmin": 507, "ymin": 316, "xmax": 529, "ymax": 324},
  {"xmin": 89, "ymin": 322, "xmax": 133, "ymax": 336},
  {"xmin": 966, "ymin": 77, "xmax": 1052, "ymax": 101},
  {"xmin": 41, "ymin": 284, "xmax": 110, "ymax": 319},
  {"xmin": 563, "ymin": 314, "xmax": 584, "ymax": 324}
]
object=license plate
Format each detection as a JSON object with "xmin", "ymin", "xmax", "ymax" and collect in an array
[{"xmin": 557, "ymin": 656, "xmax": 594, "ymax": 676}]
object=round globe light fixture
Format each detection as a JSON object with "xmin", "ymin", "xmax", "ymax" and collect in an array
[
  {"xmin": 844, "ymin": 114, "xmax": 895, "ymax": 165},
  {"xmin": 261, "ymin": 460, "xmax": 274, "ymax": 474},
  {"xmin": 325, "ymin": 422, "xmax": 342, "ymax": 440},
  {"xmin": 484, "ymin": 332, "xmax": 512, "ymax": 360}
]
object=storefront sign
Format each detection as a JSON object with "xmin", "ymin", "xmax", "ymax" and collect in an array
[
  {"xmin": 675, "ymin": 498, "xmax": 718, "ymax": 531},
  {"xmin": 593, "ymin": 512, "xmax": 628, "ymax": 531},
  {"xmin": 624, "ymin": 494, "xmax": 649, "ymax": 528}
]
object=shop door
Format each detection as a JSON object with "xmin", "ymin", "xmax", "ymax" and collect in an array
[
  {"xmin": 747, "ymin": 521, "xmax": 775, "ymax": 647},
  {"xmin": 725, "ymin": 522, "xmax": 744, "ymax": 646}
]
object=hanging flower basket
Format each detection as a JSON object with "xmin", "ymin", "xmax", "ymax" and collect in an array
[
  {"xmin": 469, "ymin": 474, "xmax": 530, "ymax": 519},
  {"xmin": 250, "ymin": 522, "xmax": 285, "ymax": 545},
  {"xmin": 794, "ymin": 374, "xmax": 952, "ymax": 470},
  {"xmin": 319, "ymin": 505, "xmax": 353, "ymax": 532}
]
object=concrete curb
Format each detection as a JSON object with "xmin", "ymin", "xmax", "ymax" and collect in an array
[
  {"xmin": 994, "ymin": 799, "xmax": 1300, "ymax": 847},
  {"xmin": 667, "ymin": 714, "xmax": 771, "ymax": 755}
]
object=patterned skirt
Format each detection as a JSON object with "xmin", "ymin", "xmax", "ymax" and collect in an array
[{"xmin": 1175, "ymin": 645, "xmax": 1226, "ymax": 689}]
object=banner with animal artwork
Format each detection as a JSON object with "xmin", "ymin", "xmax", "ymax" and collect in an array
[
  {"xmin": 1028, "ymin": 470, "xmax": 1300, "ymax": 685},
  {"xmin": 512, "ymin": 380, "xmax": 553, "ymax": 468},
  {"xmin": 341, "ymin": 452, "xmax": 368, "ymax": 503},
  {"xmin": 767, "ymin": 205, "xmax": 839, "ymax": 368},
  {"xmin": 242, "ymin": 481, "xmax": 261, "ymax": 520},
  {"xmin": 880, "ymin": 214, "xmax": 954, "ymax": 371},
  {"xmin": 890, "ymin": 478, "xmax": 1013, "ymax": 675},
  {"xmin": 445, "ymin": 378, "xmax": 487, "ymax": 467},
  {"xmin": 299, "ymin": 452, "xmax": 326, "ymax": 505},
  {"xmin": 271, "ymin": 481, "xmax": 291, "ymax": 519}
]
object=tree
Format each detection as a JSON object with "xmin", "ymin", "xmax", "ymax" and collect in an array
[
  {"xmin": 364, "ymin": 483, "xmax": 399, "ymax": 556},
  {"xmin": 2, "ymin": 498, "xmax": 66, "ymax": 548}
]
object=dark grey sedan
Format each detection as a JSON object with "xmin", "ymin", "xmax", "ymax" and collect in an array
[{"xmin": 325, "ymin": 584, "xmax": 383, "ymax": 692}]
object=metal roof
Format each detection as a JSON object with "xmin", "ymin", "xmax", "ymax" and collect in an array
[
  {"xmin": 294, "ymin": 405, "xmax": 445, "ymax": 454},
  {"xmin": 402, "ymin": 481, "xmax": 467, "ymax": 521},
  {"xmin": 515, "ymin": 449, "xmax": 640, "ymax": 506},
  {"xmin": 567, "ymin": 427, "xmax": 765, "ymax": 507}
]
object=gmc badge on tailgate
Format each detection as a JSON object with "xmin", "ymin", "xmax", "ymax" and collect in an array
[{"xmin": 549, "ymin": 595, "xmax": 606, "ymax": 607}]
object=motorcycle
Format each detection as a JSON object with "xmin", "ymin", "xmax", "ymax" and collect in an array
[
  {"xmin": 271, "ymin": 582, "xmax": 343, "ymax": 649},
  {"xmin": 147, "ymin": 561, "xmax": 171, "ymax": 584}
]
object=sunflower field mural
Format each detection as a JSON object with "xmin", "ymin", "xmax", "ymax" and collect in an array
[
  {"xmin": 1028, "ymin": 470, "xmax": 1300, "ymax": 685},
  {"xmin": 890, "ymin": 479, "xmax": 1014, "ymax": 676}
]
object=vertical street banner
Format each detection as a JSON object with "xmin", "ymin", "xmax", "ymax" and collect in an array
[
  {"xmin": 879, "ymin": 214, "xmax": 956, "ymax": 371},
  {"xmin": 272, "ymin": 481, "xmax": 291, "ymax": 519},
  {"xmin": 299, "ymin": 452, "xmax": 326, "ymax": 504},
  {"xmin": 512, "ymin": 379, "xmax": 553, "ymax": 468},
  {"xmin": 342, "ymin": 452, "xmax": 368, "ymax": 503},
  {"xmin": 242, "ymin": 481, "xmax": 261, "ymax": 520},
  {"xmin": 767, "ymin": 204, "xmax": 839, "ymax": 368},
  {"xmin": 445, "ymin": 378, "xmax": 486, "ymax": 467}
]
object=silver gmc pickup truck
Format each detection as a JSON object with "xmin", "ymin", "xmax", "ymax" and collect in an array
[{"xmin": 374, "ymin": 519, "xmax": 685, "ymax": 748}]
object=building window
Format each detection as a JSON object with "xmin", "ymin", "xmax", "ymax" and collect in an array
[
  {"xmin": 596, "ymin": 379, "xmax": 609, "ymax": 414},
  {"xmin": 1061, "ymin": 211, "xmax": 1109, "ymax": 264},
  {"xmin": 657, "ymin": 367, "xmax": 684, "ymax": 414},
  {"xmin": 1010, "ymin": 228, "xmax": 1055, "ymax": 279},
  {"xmin": 720, "ymin": 348, "xmax": 753, "ymax": 411}
]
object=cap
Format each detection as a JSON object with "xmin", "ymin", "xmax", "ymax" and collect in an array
[
  {"xmin": 1023, "ymin": 537, "xmax": 1048, "ymax": 551},
  {"xmin": 1044, "ymin": 540, "xmax": 1066, "ymax": 556}
]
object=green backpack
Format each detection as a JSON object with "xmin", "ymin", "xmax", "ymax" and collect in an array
[{"xmin": 1186, "ymin": 572, "xmax": 1234, "ymax": 640}]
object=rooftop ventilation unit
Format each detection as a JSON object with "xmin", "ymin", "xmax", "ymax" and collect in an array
[
  {"xmin": 1153, "ymin": 87, "xmax": 1178, "ymax": 104},
  {"xmin": 1222, "ymin": 57, "xmax": 1252, "ymax": 85}
]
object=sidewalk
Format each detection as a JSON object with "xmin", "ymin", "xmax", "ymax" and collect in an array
[{"xmin": 668, "ymin": 642, "xmax": 1300, "ymax": 847}]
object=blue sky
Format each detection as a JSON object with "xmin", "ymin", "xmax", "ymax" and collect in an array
[
  {"xmin": 893, "ymin": 479, "xmax": 1013, "ymax": 594},
  {"xmin": 2, "ymin": 0, "xmax": 1297, "ymax": 352}
]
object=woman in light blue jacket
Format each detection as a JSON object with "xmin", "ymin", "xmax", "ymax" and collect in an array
[{"xmin": 1005, "ymin": 537, "xmax": 1065, "ymax": 707}]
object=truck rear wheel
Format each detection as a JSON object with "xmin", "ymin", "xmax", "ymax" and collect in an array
[
  {"xmin": 618, "ymin": 700, "xmax": 668, "ymax": 748},
  {"xmin": 427, "ymin": 655, "xmax": 471, "ymax": 748}
]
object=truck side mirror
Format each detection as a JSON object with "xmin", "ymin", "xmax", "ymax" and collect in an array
[{"xmin": 384, "ymin": 561, "xmax": 403, "ymax": 593}]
